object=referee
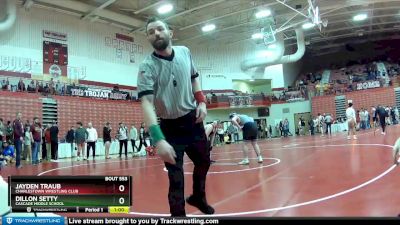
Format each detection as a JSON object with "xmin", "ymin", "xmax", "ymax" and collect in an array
[{"xmin": 137, "ymin": 17, "xmax": 214, "ymax": 217}]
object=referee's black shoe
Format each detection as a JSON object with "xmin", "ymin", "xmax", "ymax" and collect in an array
[{"xmin": 186, "ymin": 195, "xmax": 215, "ymax": 214}]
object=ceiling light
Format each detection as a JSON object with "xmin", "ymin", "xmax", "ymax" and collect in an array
[
  {"xmin": 302, "ymin": 22, "xmax": 315, "ymax": 29},
  {"xmin": 202, "ymin": 24, "xmax": 216, "ymax": 32},
  {"xmin": 251, "ymin": 33, "xmax": 263, "ymax": 39},
  {"xmin": 157, "ymin": 4, "xmax": 173, "ymax": 14},
  {"xmin": 353, "ymin": 13, "xmax": 368, "ymax": 21},
  {"xmin": 249, "ymin": 79, "xmax": 255, "ymax": 82},
  {"xmin": 255, "ymin": 10, "xmax": 271, "ymax": 18}
]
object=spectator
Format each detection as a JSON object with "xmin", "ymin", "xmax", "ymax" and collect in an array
[
  {"xmin": 41, "ymin": 125, "xmax": 46, "ymax": 161},
  {"xmin": 6, "ymin": 121, "xmax": 13, "ymax": 143},
  {"xmin": 31, "ymin": 117, "xmax": 42, "ymax": 165},
  {"xmin": 43, "ymin": 83, "xmax": 49, "ymax": 94},
  {"xmin": 129, "ymin": 124, "xmax": 139, "ymax": 154},
  {"xmin": 268, "ymin": 124, "xmax": 272, "ymax": 138},
  {"xmin": 23, "ymin": 126, "xmax": 32, "ymax": 164},
  {"xmin": 35, "ymin": 80, "xmax": 40, "ymax": 92},
  {"xmin": 17, "ymin": 79, "xmax": 25, "ymax": 92},
  {"xmin": 1, "ymin": 141, "xmax": 15, "ymax": 165},
  {"xmin": 0, "ymin": 119, "xmax": 4, "ymax": 152},
  {"xmin": 75, "ymin": 122, "xmax": 88, "ymax": 161},
  {"xmin": 50, "ymin": 120, "xmax": 59, "ymax": 161},
  {"xmin": 86, "ymin": 122, "xmax": 98, "ymax": 160},
  {"xmin": 49, "ymin": 78, "xmax": 55, "ymax": 95},
  {"xmin": 103, "ymin": 122, "xmax": 112, "ymax": 159},
  {"xmin": 117, "ymin": 122, "xmax": 128, "ymax": 159},
  {"xmin": 283, "ymin": 118, "xmax": 289, "ymax": 137},
  {"xmin": 44, "ymin": 124, "xmax": 51, "ymax": 161},
  {"xmin": 0, "ymin": 79, "xmax": 5, "ymax": 90},
  {"xmin": 226, "ymin": 123, "xmax": 236, "ymax": 143},
  {"xmin": 234, "ymin": 125, "xmax": 240, "ymax": 141},
  {"xmin": 138, "ymin": 122, "xmax": 148, "ymax": 153},
  {"xmin": 325, "ymin": 114, "xmax": 333, "ymax": 136},
  {"xmin": 309, "ymin": 117, "xmax": 315, "ymax": 135},
  {"xmin": 56, "ymin": 80, "xmax": 62, "ymax": 95},
  {"xmin": 27, "ymin": 80, "xmax": 36, "ymax": 92},
  {"xmin": 217, "ymin": 125, "xmax": 225, "ymax": 145},
  {"xmin": 299, "ymin": 116, "xmax": 305, "ymax": 136},
  {"xmin": 66, "ymin": 126, "xmax": 75, "ymax": 159},
  {"xmin": 13, "ymin": 112, "xmax": 24, "ymax": 169},
  {"xmin": 3, "ymin": 78, "xmax": 10, "ymax": 90},
  {"xmin": 37, "ymin": 81, "xmax": 44, "ymax": 93}
]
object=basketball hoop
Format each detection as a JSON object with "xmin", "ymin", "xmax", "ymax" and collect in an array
[
  {"xmin": 307, "ymin": 0, "xmax": 327, "ymax": 32},
  {"xmin": 261, "ymin": 25, "xmax": 276, "ymax": 46}
]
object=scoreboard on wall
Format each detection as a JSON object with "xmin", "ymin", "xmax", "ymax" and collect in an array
[
  {"xmin": 43, "ymin": 41, "xmax": 68, "ymax": 65},
  {"xmin": 43, "ymin": 41, "xmax": 68, "ymax": 76},
  {"xmin": 8, "ymin": 176, "xmax": 131, "ymax": 213}
]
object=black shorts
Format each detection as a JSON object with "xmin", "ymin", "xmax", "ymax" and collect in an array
[
  {"xmin": 373, "ymin": 117, "xmax": 377, "ymax": 122},
  {"xmin": 243, "ymin": 122, "xmax": 258, "ymax": 141}
]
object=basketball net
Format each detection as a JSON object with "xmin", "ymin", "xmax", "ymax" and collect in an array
[
  {"xmin": 307, "ymin": 0, "xmax": 327, "ymax": 32},
  {"xmin": 261, "ymin": 25, "xmax": 276, "ymax": 46}
]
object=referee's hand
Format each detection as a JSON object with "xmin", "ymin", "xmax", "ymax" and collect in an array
[
  {"xmin": 196, "ymin": 102, "xmax": 207, "ymax": 123},
  {"xmin": 156, "ymin": 140, "xmax": 176, "ymax": 165}
]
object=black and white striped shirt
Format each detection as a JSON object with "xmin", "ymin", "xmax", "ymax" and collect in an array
[{"xmin": 137, "ymin": 46, "xmax": 198, "ymax": 119}]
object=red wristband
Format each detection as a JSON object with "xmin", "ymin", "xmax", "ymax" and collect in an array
[{"xmin": 194, "ymin": 91, "xmax": 206, "ymax": 104}]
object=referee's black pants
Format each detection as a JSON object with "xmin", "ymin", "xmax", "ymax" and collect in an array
[{"xmin": 160, "ymin": 110, "xmax": 211, "ymax": 217}]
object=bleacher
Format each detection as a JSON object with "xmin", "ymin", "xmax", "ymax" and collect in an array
[
  {"xmin": 0, "ymin": 89, "xmax": 142, "ymax": 140},
  {"xmin": 0, "ymin": 75, "xmax": 136, "ymax": 98},
  {"xmin": 297, "ymin": 61, "xmax": 400, "ymax": 98}
]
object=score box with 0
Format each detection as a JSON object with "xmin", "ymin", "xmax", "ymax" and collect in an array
[{"xmin": 9, "ymin": 176, "xmax": 132, "ymax": 212}]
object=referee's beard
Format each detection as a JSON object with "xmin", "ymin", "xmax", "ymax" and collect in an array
[{"xmin": 151, "ymin": 36, "xmax": 170, "ymax": 51}]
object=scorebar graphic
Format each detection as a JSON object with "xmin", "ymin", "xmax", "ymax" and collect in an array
[{"xmin": 8, "ymin": 176, "xmax": 132, "ymax": 213}]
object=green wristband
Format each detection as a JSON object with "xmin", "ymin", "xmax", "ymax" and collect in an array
[{"xmin": 149, "ymin": 125, "xmax": 165, "ymax": 144}]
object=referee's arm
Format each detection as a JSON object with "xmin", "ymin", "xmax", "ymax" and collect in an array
[
  {"xmin": 141, "ymin": 95, "xmax": 158, "ymax": 130},
  {"xmin": 141, "ymin": 94, "xmax": 176, "ymax": 164},
  {"xmin": 191, "ymin": 73, "xmax": 201, "ymax": 93},
  {"xmin": 191, "ymin": 73, "xmax": 207, "ymax": 123}
]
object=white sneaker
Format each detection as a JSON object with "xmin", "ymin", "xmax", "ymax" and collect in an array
[
  {"xmin": 83, "ymin": 157, "xmax": 87, "ymax": 161},
  {"xmin": 258, "ymin": 156, "xmax": 263, "ymax": 163},
  {"xmin": 381, "ymin": 132, "xmax": 386, "ymax": 135},
  {"xmin": 353, "ymin": 135, "xmax": 357, "ymax": 140},
  {"xmin": 77, "ymin": 156, "xmax": 81, "ymax": 161},
  {"xmin": 347, "ymin": 136, "xmax": 351, "ymax": 140},
  {"xmin": 238, "ymin": 159, "xmax": 250, "ymax": 165}
]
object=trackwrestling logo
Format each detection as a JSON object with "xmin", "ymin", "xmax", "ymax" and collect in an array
[{"xmin": 2, "ymin": 217, "xmax": 64, "ymax": 225}]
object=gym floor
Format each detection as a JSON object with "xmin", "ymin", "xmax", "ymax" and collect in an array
[{"xmin": 2, "ymin": 125, "xmax": 400, "ymax": 217}]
